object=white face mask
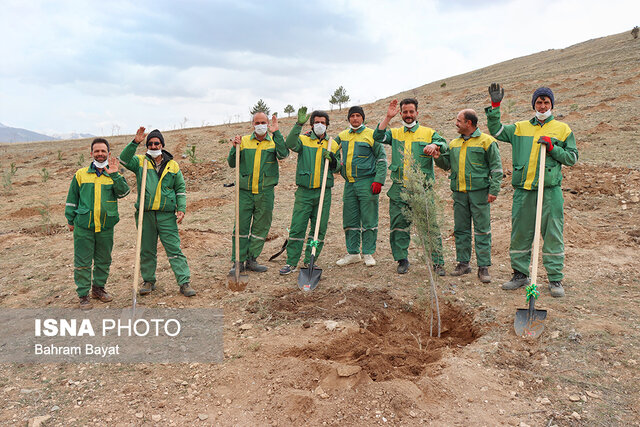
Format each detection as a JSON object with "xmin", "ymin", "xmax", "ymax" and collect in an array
[
  {"xmin": 254, "ymin": 124, "xmax": 268, "ymax": 136},
  {"xmin": 93, "ymin": 159, "xmax": 109, "ymax": 169},
  {"xmin": 147, "ymin": 149, "xmax": 162, "ymax": 157},
  {"xmin": 349, "ymin": 124, "xmax": 362, "ymax": 131},
  {"xmin": 313, "ymin": 123, "xmax": 327, "ymax": 137},
  {"xmin": 403, "ymin": 120, "xmax": 416, "ymax": 128},
  {"xmin": 535, "ymin": 109, "xmax": 552, "ymax": 121}
]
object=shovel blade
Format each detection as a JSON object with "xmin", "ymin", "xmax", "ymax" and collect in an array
[
  {"xmin": 514, "ymin": 308, "xmax": 547, "ymax": 338},
  {"xmin": 227, "ymin": 262, "xmax": 248, "ymax": 292},
  {"xmin": 298, "ymin": 266, "xmax": 322, "ymax": 292}
]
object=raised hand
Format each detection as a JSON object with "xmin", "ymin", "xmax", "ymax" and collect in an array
[
  {"xmin": 106, "ymin": 155, "xmax": 119, "ymax": 174},
  {"xmin": 386, "ymin": 99, "xmax": 400, "ymax": 119},
  {"xmin": 134, "ymin": 126, "xmax": 147, "ymax": 144},
  {"xmin": 297, "ymin": 107, "xmax": 310, "ymax": 125},
  {"xmin": 269, "ymin": 113, "xmax": 279, "ymax": 133},
  {"xmin": 488, "ymin": 83, "xmax": 504, "ymax": 106}
]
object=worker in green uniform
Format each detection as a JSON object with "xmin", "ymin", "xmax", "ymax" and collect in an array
[
  {"xmin": 373, "ymin": 98, "xmax": 447, "ymax": 275},
  {"xmin": 227, "ymin": 112, "xmax": 288, "ymax": 273},
  {"xmin": 279, "ymin": 107, "xmax": 340, "ymax": 275},
  {"xmin": 119, "ymin": 127, "xmax": 195, "ymax": 297},
  {"xmin": 485, "ymin": 84, "xmax": 578, "ymax": 297},
  {"xmin": 433, "ymin": 109, "xmax": 503, "ymax": 283},
  {"xmin": 66, "ymin": 138, "xmax": 130, "ymax": 309},
  {"xmin": 334, "ymin": 106, "xmax": 387, "ymax": 267}
]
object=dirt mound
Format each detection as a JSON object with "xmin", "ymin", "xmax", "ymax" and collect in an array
[
  {"xmin": 253, "ymin": 287, "xmax": 395, "ymax": 322},
  {"xmin": 284, "ymin": 303, "xmax": 477, "ymax": 382},
  {"xmin": 20, "ymin": 224, "xmax": 67, "ymax": 236},
  {"xmin": 180, "ymin": 160, "xmax": 227, "ymax": 191},
  {"xmin": 564, "ymin": 164, "xmax": 640, "ymax": 196}
]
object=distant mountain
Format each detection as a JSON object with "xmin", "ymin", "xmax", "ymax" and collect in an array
[
  {"xmin": 50, "ymin": 132, "xmax": 95, "ymax": 140},
  {"xmin": 0, "ymin": 123, "xmax": 94, "ymax": 143},
  {"xmin": 0, "ymin": 122, "xmax": 56, "ymax": 143}
]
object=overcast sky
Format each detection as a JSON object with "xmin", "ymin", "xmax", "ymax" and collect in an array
[{"xmin": 1, "ymin": 0, "xmax": 638, "ymax": 136}]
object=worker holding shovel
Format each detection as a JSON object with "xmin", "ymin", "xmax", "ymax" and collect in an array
[
  {"xmin": 279, "ymin": 108, "xmax": 340, "ymax": 276},
  {"xmin": 485, "ymin": 84, "xmax": 578, "ymax": 297},
  {"xmin": 66, "ymin": 138, "xmax": 130, "ymax": 310},
  {"xmin": 227, "ymin": 112, "xmax": 288, "ymax": 275},
  {"xmin": 119, "ymin": 127, "xmax": 195, "ymax": 297}
]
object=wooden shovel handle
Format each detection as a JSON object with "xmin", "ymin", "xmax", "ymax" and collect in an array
[
  {"xmin": 133, "ymin": 157, "xmax": 149, "ymax": 295},
  {"xmin": 310, "ymin": 139, "xmax": 333, "ymax": 257},
  {"xmin": 530, "ymin": 143, "xmax": 546, "ymax": 285}
]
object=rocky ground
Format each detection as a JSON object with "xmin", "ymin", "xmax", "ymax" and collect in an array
[{"xmin": 1, "ymin": 31, "xmax": 639, "ymax": 426}]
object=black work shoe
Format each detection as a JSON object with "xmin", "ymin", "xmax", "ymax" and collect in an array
[
  {"xmin": 79, "ymin": 295, "xmax": 92, "ymax": 310},
  {"xmin": 228, "ymin": 262, "xmax": 246, "ymax": 275},
  {"xmin": 433, "ymin": 264, "xmax": 446, "ymax": 276},
  {"xmin": 179, "ymin": 283, "xmax": 196, "ymax": 297},
  {"xmin": 477, "ymin": 267, "xmax": 491, "ymax": 283},
  {"xmin": 246, "ymin": 257, "xmax": 268, "ymax": 272},
  {"xmin": 549, "ymin": 281, "xmax": 565, "ymax": 298},
  {"xmin": 139, "ymin": 281, "xmax": 156, "ymax": 296},
  {"xmin": 450, "ymin": 262, "xmax": 472, "ymax": 276},
  {"xmin": 397, "ymin": 259, "xmax": 410, "ymax": 274},
  {"xmin": 91, "ymin": 286, "xmax": 113, "ymax": 302},
  {"xmin": 502, "ymin": 270, "xmax": 530, "ymax": 290}
]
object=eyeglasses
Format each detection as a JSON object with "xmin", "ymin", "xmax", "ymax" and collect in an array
[{"xmin": 148, "ymin": 142, "xmax": 162, "ymax": 147}]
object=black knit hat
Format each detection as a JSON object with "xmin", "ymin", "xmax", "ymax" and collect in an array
[
  {"xmin": 348, "ymin": 105, "xmax": 365, "ymax": 121},
  {"xmin": 146, "ymin": 129, "xmax": 165, "ymax": 147},
  {"xmin": 531, "ymin": 87, "xmax": 554, "ymax": 110}
]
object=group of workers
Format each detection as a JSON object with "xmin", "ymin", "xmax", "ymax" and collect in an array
[{"xmin": 65, "ymin": 83, "xmax": 577, "ymax": 309}]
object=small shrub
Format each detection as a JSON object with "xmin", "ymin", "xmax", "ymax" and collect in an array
[
  {"xmin": 184, "ymin": 145, "xmax": 201, "ymax": 164},
  {"xmin": 570, "ymin": 103, "xmax": 579, "ymax": 112},
  {"xmin": 57, "ymin": 150, "xmax": 63, "ymax": 161},
  {"xmin": 440, "ymin": 82, "xmax": 446, "ymax": 88},
  {"xmin": 507, "ymin": 99, "xmax": 517, "ymax": 114},
  {"xmin": 2, "ymin": 162, "xmax": 17, "ymax": 189},
  {"xmin": 38, "ymin": 200, "xmax": 53, "ymax": 235},
  {"xmin": 40, "ymin": 168, "xmax": 50, "ymax": 182},
  {"xmin": 76, "ymin": 153, "xmax": 85, "ymax": 167}
]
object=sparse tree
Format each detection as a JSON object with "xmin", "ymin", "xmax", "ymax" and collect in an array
[
  {"xmin": 329, "ymin": 86, "xmax": 350, "ymax": 111},
  {"xmin": 632, "ymin": 26, "xmax": 639, "ymax": 39},
  {"xmin": 250, "ymin": 99, "xmax": 271, "ymax": 116},
  {"xmin": 284, "ymin": 104, "xmax": 295, "ymax": 117},
  {"xmin": 181, "ymin": 117, "xmax": 188, "ymax": 129}
]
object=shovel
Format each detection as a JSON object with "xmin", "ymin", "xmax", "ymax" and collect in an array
[
  {"xmin": 514, "ymin": 140, "xmax": 548, "ymax": 338},
  {"xmin": 227, "ymin": 143, "xmax": 249, "ymax": 291},
  {"xmin": 132, "ymin": 157, "xmax": 149, "ymax": 316},
  {"xmin": 298, "ymin": 139, "xmax": 334, "ymax": 292}
]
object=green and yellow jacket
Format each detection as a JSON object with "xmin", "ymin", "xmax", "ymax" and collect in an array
[
  {"xmin": 119, "ymin": 141, "xmax": 186, "ymax": 212},
  {"xmin": 373, "ymin": 123, "xmax": 447, "ymax": 185},
  {"xmin": 227, "ymin": 130, "xmax": 288, "ymax": 193},
  {"xmin": 435, "ymin": 129, "xmax": 503, "ymax": 195},
  {"xmin": 485, "ymin": 107, "xmax": 578, "ymax": 190},
  {"xmin": 286, "ymin": 123, "xmax": 341, "ymax": 189},
  {"xmin": 65, "ymin": 163, "xmax": 130, "ymax": 232},
  {"xmin": 334, "ymin": 126, "xmax": 387, "ymax": 184}
]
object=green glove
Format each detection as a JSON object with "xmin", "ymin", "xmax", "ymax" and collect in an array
[
  {"xmin": 322, "ymin": 149, "xmax": 337, "ymax": 169},
  {"xmin": 297, "ymin": 107, "xmax": 310, "ymax": 125}
]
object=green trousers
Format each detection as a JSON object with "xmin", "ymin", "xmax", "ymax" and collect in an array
[
  {"xmin": 343, "ymin": 177, "xmax": 379, "ymax": 255},
  {"xmin": 452, "ymin": 189, "xmax": 492, "ymax": 266},
  {"xmin": 231, "ymin": 187, "xmax": 274, "ymax": 262},
  {"xmin": 136, "ymin": 211, "xmax": 190, "ymax": 286},
  {"xmin": 510, "ymin": 186, "xmax": 564, "ymax": 281},
  {"xmin": 388, "ymin": 182, "xmax": 444, "ymax": 264},
  {"xmin": 286, "ymin": 186, "xmax": 332, "ymax": 266},
  {"xmin": 73, "ymin": 226, "xmax": 114, "ymax": 297}
]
